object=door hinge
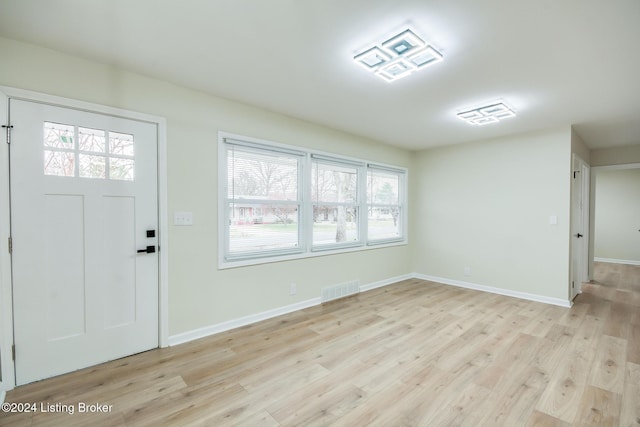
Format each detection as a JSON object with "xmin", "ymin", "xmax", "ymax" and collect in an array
[
  {"xmin": 572, "ymin": 281, "xmax": 575, "ymax": 288},
  {"xmin": 12, "ymin": 344, "xmax": 15, "ymax": 361},
  {"xmin": 2, "ymin": 124, "xmax": 13, "ymax": 145},
  {"xmin": 8, "ymin": 236, "xmax": 12, "ymax": 254},
  {"xmin": 573, "ymin": 170, "xmax": 580, "ymax": 179}
]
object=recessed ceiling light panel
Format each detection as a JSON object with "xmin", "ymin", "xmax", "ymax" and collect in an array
[
  {"xmin": 353, "ymin": 27, "xmax": 443, "ymax": 82},
  {"xmin": 457, "ymin": 102, "xmax": 516, "ymax": 125}
]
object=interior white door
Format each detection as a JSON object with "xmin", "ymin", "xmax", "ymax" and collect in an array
[
  {"xmin": 570, "ymin": 155, "xmax": 589, "ymax": 300},
  {"xmin": 10, "ymin": 99, "xmax": 159, "ymax": 385}
]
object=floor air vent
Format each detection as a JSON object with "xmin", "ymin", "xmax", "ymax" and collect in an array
[{"xmin": 321, "ymin": 280, "xmax": 360, "ymax": 303}]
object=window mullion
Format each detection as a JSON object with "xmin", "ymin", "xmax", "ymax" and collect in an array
[
  {"xmin": 359, "ymin": 165, "xmax": 368, "ymax": 243},
  {"xmin": 301, "ymin": 154, "xmax": 312, "ymax": 253}
]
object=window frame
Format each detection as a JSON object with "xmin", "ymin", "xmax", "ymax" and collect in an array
[{"xmin": 218, "ymin": 132, "xmax": 407, "ymax": 269}]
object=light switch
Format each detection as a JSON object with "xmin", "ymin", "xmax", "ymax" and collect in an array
[
  {"xmin": 174, "ymin": 211, "xmax": 193, "ymax": 226},
  {"xmin": 549, "ymin": 215, "xmax": 558, "ymax": 225}
]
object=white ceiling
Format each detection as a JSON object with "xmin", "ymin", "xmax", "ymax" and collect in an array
[{"xmin": 1, "ymin": 0, "xmax": 639, "ymax": 150}]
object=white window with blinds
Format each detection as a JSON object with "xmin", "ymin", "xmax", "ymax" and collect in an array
[
  {"xmin": 223, "ymin": 139, "xmax": 304, "ymax": 260},
  {"xmin": 219, "ymin": 132, "xmax": 407, "ymax": 268},
  {"xmin": 311, "ymin": 155, "xmax": 362, "ymax": 249},
  {"xmin": 367, "ymin": 166, "xmax": 405, "ymax": 244}
]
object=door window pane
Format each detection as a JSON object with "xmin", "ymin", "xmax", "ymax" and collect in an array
[
  {"xmin": 44, "ymin": 150, "xmax": 75, "ymax": 177},
  {"xmin": 44, "ymin": 122, "xmax": 74, "ymax": 149},
  {"xmin": 79, "ymin": 154, "xmax": 106, "ymax": 179},
  {"xmin": 109, "ymin": 157, "xmax": 135, "ymax": 181},
  {"xmin": 109, "ymin": 132, "xmax": 135, "ymax": 156},
  {"xmin": 78, "ymin": 127, "xmax": 106, "ymax": 153}
]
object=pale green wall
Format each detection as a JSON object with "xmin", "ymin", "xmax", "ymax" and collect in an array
[
  {"xmin": 410, "ymin": 128, "xmax": 572, "ymax": 300},
  {"xmin": 0, "ymin": 35, "xmax": 577, "ymax": 344},
  {"xmin": 571, "ymin": 128, "xmax": 591, "ymax": 164},
  {"xmin": 594, "ymin": 168, "xmax": 640, "ymax": 262},
  {"xmin": 591, "ymin": 145, "xmax": 640, "ymax": 166},
  {"xmin": 0, "ymin": 37, "xmax": 412, "ymax": 336}
]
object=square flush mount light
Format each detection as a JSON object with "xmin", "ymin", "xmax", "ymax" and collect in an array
[
  {"xmin": 457, "ymin": 102, "xmax": 516, "ymax": 125},
  {"xmin": 353, "ymin": 28, "xmax": 443, "ymax": 82}
]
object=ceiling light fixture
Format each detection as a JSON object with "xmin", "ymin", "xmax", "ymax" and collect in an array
[
  {"xmin": 457, "ymin": 102, "xmax": 516, "ymax": 125},
  {"xmin": 353, "ymin": 28, "xmax": 443, "ymax": 82}
]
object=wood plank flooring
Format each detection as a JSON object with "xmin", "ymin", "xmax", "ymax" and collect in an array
[
  {"xmin": 2, "ymin": 272, "xmax": 639, "ymax": 426},
  {"xmin": 593, "ymin": 261, "xmax": 640, "ymax": 292}
]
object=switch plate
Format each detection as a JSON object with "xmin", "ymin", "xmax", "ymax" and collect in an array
[
  {"xmin": 549, "ymin": 215, "xmax": 558, "ymax": 225},
  {"xmin": 174, "ymin": 211, "xmax": 193, "ymax": 226}
]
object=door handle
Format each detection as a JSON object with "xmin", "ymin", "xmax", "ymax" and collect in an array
[
  {"xmin": 576, "ymin": 233, "xmax": 583, "ymax": 238},
  {"xmin": 137, "ymin": 245, "xmax": 156, "ymax": 254}
]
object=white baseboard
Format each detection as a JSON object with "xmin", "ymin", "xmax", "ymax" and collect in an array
[
  {"xmin": 412, "ymin": 273, "xmax": 572, "ymax": 308},
  {"xmin": 169, "ymin": 271, "xmax": 572, "ymax": 346},
  {"xmin": 359, "ymin": 273, "xmax": 413, "ymax": 292},
  {"xmin": 168, "ymin": 297, "xmax": 321, "ymax": 346},
  {"xmin": 169, "ymin": 273, "xmax": 413, "ymax": 346},
  {"xmin": 594, "ymin": 257, "xmax": 640, "ymax": 266}
]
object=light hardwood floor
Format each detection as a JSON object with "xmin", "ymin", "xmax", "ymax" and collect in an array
[
  {"xmin": 2, "ymin": 275, "xmax": 639, "ymax": 426},
  {"xmin": 593, "ymin": 261, "xmax": 640, "ymax": 292}
]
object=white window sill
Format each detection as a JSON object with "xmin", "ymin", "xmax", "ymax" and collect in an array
[{"xmin": 219, "ymin": 239, "xmax": 408, "ymax": 270}]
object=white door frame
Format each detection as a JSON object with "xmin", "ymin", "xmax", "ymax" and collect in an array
[
  {"xmin": 589, "ymin": 162, "xmax": 640, "ymax": 279},
  {"xmin": 0, "ymin": 88, "xmax": 10, "ymax": 400},
  {"xmin": 0, "ymin": 86, "xmax": 169, "ymax": 392}
]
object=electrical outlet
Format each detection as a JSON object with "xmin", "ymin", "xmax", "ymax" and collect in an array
[
  {"xmin": 464, "ymin": 266, "xmax": 471, "ymax": 276},
  {"xmin": 289, "ymin": 283, "xmax": 297, "ymax": 296}
]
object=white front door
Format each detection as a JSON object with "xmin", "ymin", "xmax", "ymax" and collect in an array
[{"xmin": 10, "ymin": 99, "xmax": 159, "ymax": 385}]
